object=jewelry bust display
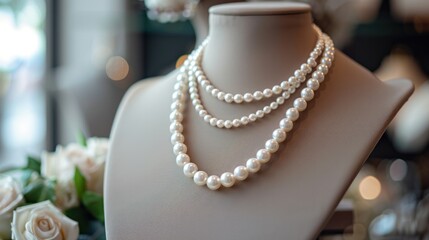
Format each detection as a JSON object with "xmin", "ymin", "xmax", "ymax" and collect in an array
[{"xmin": 105, "ymin": 2, "xmax": 413, "ymax": 239}]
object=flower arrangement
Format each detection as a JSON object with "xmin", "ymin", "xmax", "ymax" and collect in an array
[{"xmin": 0, "ymin": 136, "xmax": 108, "ymax": 240}]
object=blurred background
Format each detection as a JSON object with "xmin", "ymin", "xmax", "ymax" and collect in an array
[{"xmin": 0, "ymin": 0, "xmax": 428, "ymax": 238}]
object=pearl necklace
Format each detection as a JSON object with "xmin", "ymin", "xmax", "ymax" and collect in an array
[
  {"xmin": 170, "ymin": 32, "xmax": 335, "ymax": 190},
  {"xmin": 190, "ymin": 27, "xmax": 325, "ymax": 104}
]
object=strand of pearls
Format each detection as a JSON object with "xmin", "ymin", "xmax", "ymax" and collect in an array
[
  {"xmin": 190, "ymin": 26, "xmax": 324, "ymax": 104},
  {"xmin": 170, "ymin": 33, "xmax": 335, "ymax": 190},
  {"xmin": 186, "ymin": 37, "xmax": 326, "ymax": 128}
]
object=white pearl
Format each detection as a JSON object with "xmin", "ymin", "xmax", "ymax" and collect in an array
[
  {"xmin": 233, "ymin": 94, "xmax": 244, "ymax": 103},
  {"xmin": 301, "ymin": 88, "xmax": 315, "ymax": 101},
  {"xmin": 277, "ymin": 96, "xmax": 285, "ymax": 104},
  {"xmin": 220, "ymin": 172, "xmax": 235, "ymax": 188},
  {"xmin": 211, "ymin": 88, "xmax": 219, "ymax": 97},
  {"xmin": 216, "ymin": 120, "xmax": 225, "ymax": 128},
  {"xmin": 217, "ymin": 92, "xmax": 225, "ymax": 101},
  {"xmin": 243, "ymin": 93, "xmax": 253, "ymax": 102},
  {"xmin": 169, "ymin": 111, "xmax": 183, "ymax": 121},
  {"xmin": 224, "ymin": 93, "xmax": 234, "ymax": 103},
  {"xmin": 205, "ymin": 85, "xmax": 214, "ymax": 93},
  {"xmin": 318, "ymin": 64, "xmax": 328, "ymax": 74},
  {"xmin": 253, "ymin": 91, "xmax": 263, "ymax": 100},
  {"xmin": 294, "ymin": 70, "xmax": 304, "ymax": 78},
  {"xmin": 232, "ymin": 119, "xmax": 241, "ymax": 127},
  {"xmin": 207, "ymin": 175, "xmax": 221, "ymax": 190},
  {"xmin": 256, "ymin": 149, "xmax": 271, "ymax": 163},
  {"xmin": 321, "ymin": 57, "xmax": 332, "ymax": 67},
  {"xmin": 294, "ymin": 98, "xmax": 307, "ymax": 111},
  {"xmin": 265, "ymin": 139, "xmax": 279, "ymax": 153},
  {"xmin": 270, "ymin": 102, "xmax": 278, "ymax": 110},
  {"xmin": 173, "ymin": 143, "xmax": 187, "ymax": 155},
  {"xmin": 280, "ymin": 81, "xmax": 290, "ymax": 90},
  {"xmin": 310, "ymin": 51, "xmax": 318, "ymax": 58},
  {"xmin": 194, "ymin": 104, "xmax": 203, "ymax": 112},
  {"xmin": 203, "ymin": 115, "xmax": 212, "ymax": 122},
  {"xmin": 176, "ymin": 153, "xmax": 190, "ymax": 166},
  {"xmin": 171, "ymin": 132, "xmax": 184, "ymax": 144},
  {"xmin": 288, "ymin": 88, "xmax": 296, "ymax": 94},
  {"xmin": 263, "ymin": 106, "xmax": 271, "ymax": 114},
  {"xmin": 234, "ymin": 166, "xmax": 249, "ymax": 181},
  {"xmin": 249, "ymin": 114, "xmax": 257, "ymax": 122},
  {"xmin": 200, "ymin": 80, "xmax": 209, "ymax": 88},
  {"xmin": 170, "ymin": 122, "xmax": 183, "ymax": 133},
  {"xmin": 300, "ymin": 63, "xmax": 311, "ymax": 74},
  {"xmin": 209, "ymin": 118, "xmax": 217, "ymax": 126},
  {"xmin": 192, "ymin": 99, "xmax": 201, "ymax": 106},
  {"xmin": 246, "ymin": 158, "xmax": 261, "ymax": 173},
  {"xmin": 183, "ymin": 163, "xmax": 198, "ymax": 177},
  {"xmin": 307, "ymin": 58, "xmax": 317, "ymax": 67},
  {"xmin": 272, "ymin": 128, "xmax": 287, "ymax": 142},
  {"xmin": 272, "ymin": 85, "xmax": 282, "ymax": 94},
  {"xmin": 240, "ymin": 116, "xmax": 250, "ymax": 125},
  {"xmin": 224, "ymin": 120, "xmax": 232, "ymax": 129},
  {"xmin": 263, "ymin": 89, "xmax": 273, "ymax": 98},
  {"xmin": 170, "ymin": 102, "xmax": 183, "ymax": 111},
  {"xmin": 172, "ymin": 92, "xmax": 185, "ymax": 101},
  {"xmin": 286, "ymin": 108, "xmax": 299, "ymax": 121},
  {"xmin": 279, "ymin": 118, "xmax": 293, "ymax": 132},
  {"xmin": 282, "ymin": 91, "xmax": 290, "ymax": 99},
  {"xmin": 190, "ymin": 93, "xmax": 199, "ymax": 100},
  {"xmin": 193, "ymin": 171, "xmax": 208, "ymax": 186},
  {"xmin": 198, "ymin": 110, "xmax": 207, "ymax": 117},
  {"xmin": 288, "ymin": 76, "xmax": 297, "ymax": 84},
  {"xmin": 312, "ymin": 71, "xmax": 325, "ymax": 82},
  {"xmin": 256, "ymin": 110, "xmax": 264, "ymax": 118},
  {"xmin": 307, "ymin": 78, "xmax": 320, "ymax": 90}
]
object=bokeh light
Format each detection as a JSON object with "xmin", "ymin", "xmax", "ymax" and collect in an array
[
  {"xmin": 389, "ymin": 159, "xmax": 407, "ymax": 181},
  {"xmin": 106, "ymin": 56, "xmax": 129, "ymax": 81},
  {"xmin": 359, "ymin": 176, "xmax": 381, "ymax": 200}
]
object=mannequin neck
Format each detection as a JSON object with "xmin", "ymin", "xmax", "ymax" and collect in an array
[
  {"xmin": 192, "ymin": 0, "xmax": 244, "ymax": 45},
  {"xmin": 201, "ymin": 2, "xmax": 317, "ymax": 92}
]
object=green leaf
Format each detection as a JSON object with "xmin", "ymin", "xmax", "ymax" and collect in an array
[
  {"xmin": 74, "ymin": 167, "xmax": 86, "ymax": 200},
  {"xmin": 23, "ymin": 179, "xmax": 56, "ymax": 203},
  {"xmin": 76, "ymin": 131, "xmax": 87, "ymax": 147},
  {"xmin": 65, "ymin": 206, "xmax": 93, "ymax": 234},
  {"xmin": 25, "ymin": 156, "xmax": 41, "ymax": 174},
  {"xmin": 82, "ymin": 191, "xmax": 104, "ymax": 223}
]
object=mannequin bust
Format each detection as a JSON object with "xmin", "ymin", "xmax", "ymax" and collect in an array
[{"xmin": 105, "ymin": 2, "xmax": 413, "ymax": 239}]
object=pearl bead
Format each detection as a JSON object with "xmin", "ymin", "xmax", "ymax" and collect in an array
[
  {"xmin": 234, "ymin": 166, "xmax": 249, "ymax": 181},
  {"xmin": 263, "ymin": 106, "xmax": 271, "ymax": 114},
  {"xmin": 193, "ymin": 171, "xmax": 208, "ymax": 186},
  {"xmin": 279, "ymin": 118, "xmax": 293, "ymax": 132},
  {"xmin": 232, "ymin": 119, "xmax": 241, "ymax": 127},
  {"xmin": 220, "ymin": 172, "xmax": 235, "ymax": 188},
  {"xmin": 243, "ymin": 93, "xmax": 253, "ymax": 102},
  {"xmin": 170, "ymin": 122, "xmax": 183, "ymax": 133},
  {"xmin": 265, "ymin": 139, "xmax": 279, "ymax": 153},
  {"xmin": 224, "ymin": 120, "xmax": 233, "ymax": 129},
  {"xmin": 301, "ymin": 88, "xmax": 315, "ymax": 101},
  {"xmin": 170, "ymin": 102, "xmax": 183, "ymax": 111},
  {"xmin": 307, "ymin": 58, "xmax": 317, "ymax": 67},
  {"xmin": 172, "ymin": 92, "xmax": 185, "ymax": 101},
  {"xmin": 234, "ymin": 94, "xmax": 243, "ymax": 103},
  {"xmin": 288, "ymin": 76, "xmax": 298, "ymax": 84},
  {"xmin": 270, "ymin": 102, "xmax": 278, "ymax": 110},
  {"xmin": 277, "ymin": 96, "xmax": 285, "ymax": 104},
  {"xmin": 192, "ymin": 99, "xmax": 201, "ymax": 106},
  {"xmin": 171, "ymin": 132, "xmax": 184, "ymax": 144},
  {"xmin": 307, "ymin": 78, "xmax": 320, "ymax": 90},
  {"xmin": 200, "ymin": 80, "xmax": 209, "ymax": 88},
  {"xmin": 246, "ymin": 158, "xmax": 261, "ymax": 173},
  {"xmin": 312, "ymin": 71, "xmax": 325, "ymax": 82},
  {"xmin": 203, "ymin": 115, "xmax": 211, "ymax": 122},
  {"xmin": 253, "ymin": 91, "xmax": 263, "ymax": 100},
  {"xmin": 205, "ymin": 85, "xmax": 214, "ymax": 92},
  {"xmin": 256, "ymin": 149, "xmax": 271, "ymax": 163},
  {"xmin": 211, "ymin": 88, "xmax": 219, "ymax": 97},
  {"xmin": 249, "ymin": 114, "xmax": 257, "ymax": 122},
  {"xmin": 318, "ymin": 64, "xmax": 328, "ymax": 74},
  {"xmin": 286, "ymin": 108, "xmax": 299, "ymax": 121},
  {"xmin": 176, "ymin": 153, "xmax": 190, "ymax": 166},
  {"xmin": 272, "ymin": 85, "xmax": 282, "ymax": 94},
  {"xmin": 263, "ymin": 89, "xmax": 273, "ymax": 98},
  {"xmin": 173, "ymin": 143, "xmax": 187, "ymax": 155},
  {"xmin": 207, "ymin": 175, "xmax": 221, "ymax": 190},
  {"xmin": 209, "ymin": 118, "xmax": 217, "ymax": 126},
  {"xmin": 224, "ymin": 93, "xmax": 234, "ymax": 103},
  {"xmin": 240, "ymin": 116, "xmax": 249, "ymax": 125},
  {"xmin": 294, "ymin": 70, "xmax": 304, "ymax": 78},
  {"xmin": 169, "ymin": 111, "xmax": 183, "ymax": 121},
  {"xmin": 300, "ymin": 63, "xmax": 311, "ymax": 74},
  {"xmin": 294, "ymin": 98, "xmax": 307, "ymax": 111},
  {"xmin": 198, "ymin": 109, "xmax": 207, "ymax": 117},
  {"xmin": 190, "ymin": 93, "xmax": 199, "ymax": 100},
  {"xmin": 272, "ymin": 128, "xmax": 287, "ymax": 142},
  {"xmin": 321, "ymin": 57, "xmax": 332, "ymax": 67},
  {"xmin": 288, "ymin": 88, "xmax": 296, "ymax": 94},
  {"xmin": 256, "ymin": 110, "xmax": 264, "ymax": 118},
  {"xmin": 217, "ymin": 92, "xmax": 225, "ymax": 101},
  {"xmin": 183, "ymin": 163, "xmax": 198, "ymax": 177},
  {"xmin": 216, "ymin": 120, "xmax": 225, "ymax": 128}
]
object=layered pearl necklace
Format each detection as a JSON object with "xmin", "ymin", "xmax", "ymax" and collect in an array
[{"xmin": 170, "ymin": 26, "xmax": 335, "ymax": 190}]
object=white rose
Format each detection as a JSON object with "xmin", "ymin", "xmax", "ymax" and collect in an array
[
  {"xmin": 145, "ymin": 0, "xmax": 189, "ymax": 11},
  {"xmin": 41, "ymin": 148, "xmax": 78, "ymax": 210},
  {"xmin": 11, "ymin": 201, "xmax": 79, "ymax": 240},
  {"xmin": 0, "ymin": 176, "xmax": 24, "ymax": 239}
]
